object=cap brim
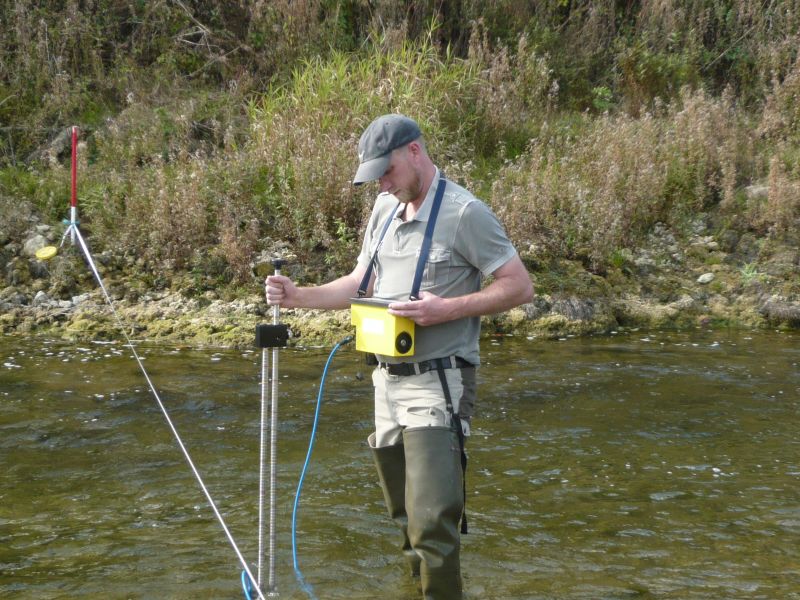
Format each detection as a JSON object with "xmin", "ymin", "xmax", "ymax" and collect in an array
[{"xmin": 353, "ymin": 155, "xmax": 390, "ymax": 185}]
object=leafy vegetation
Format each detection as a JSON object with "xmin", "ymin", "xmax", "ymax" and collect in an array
[{"xmin": 1, "ymin": 1, "xmax": 798, "ymax": 291}]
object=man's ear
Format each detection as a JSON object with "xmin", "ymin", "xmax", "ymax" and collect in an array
[{"xmin": 406, "ymin": 140, "xmax": 422, "ymax": 160}]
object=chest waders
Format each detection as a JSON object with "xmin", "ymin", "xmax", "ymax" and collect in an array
[{"xmin": 362, "ymin": 178, "xmax": 468, "ymax": 600}]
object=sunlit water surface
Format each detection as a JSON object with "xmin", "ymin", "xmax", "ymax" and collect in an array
[{"xmin": 1, "ymin": 329, "xmax": 799, "ymax": 599}]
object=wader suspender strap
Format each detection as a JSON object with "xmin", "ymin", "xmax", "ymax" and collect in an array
[
  {"xmin": 357, "ymin": 201, "xmax": 400, "ymax": 297},
  {"xmin": 434, "ymin": 359, "xmax": 469, "ymax": 535},
  {"xmin": 356, "ymin": 177, "xmax": 448, "ymax": 299},
  {"xmin": 409, "ymin": 177, "xmax": 447, "ymax": 301}
]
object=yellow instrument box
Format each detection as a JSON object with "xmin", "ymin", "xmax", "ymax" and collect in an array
[{"xmin": 350, "ymin": 298, "xmax": 415, "ymax": 357}]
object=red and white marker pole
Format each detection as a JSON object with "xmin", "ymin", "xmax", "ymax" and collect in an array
[{"xmin": 70, "ymin": 126, "xmax": 78, "ymax": 245}]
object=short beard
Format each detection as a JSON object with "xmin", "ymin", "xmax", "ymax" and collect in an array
[{"xmin": 395, "ymin": 169, "xmax": 423, "ymax": 203}]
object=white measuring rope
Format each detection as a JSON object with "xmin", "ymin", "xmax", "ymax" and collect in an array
[{"xmin": 72, "ymin": 226, "xmax": 267, "ymax": 600}]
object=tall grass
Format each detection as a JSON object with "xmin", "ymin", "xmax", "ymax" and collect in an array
[
  {"xmin": 244, "ymin": 25, "xmax": 559, "ymax": 271},
  {"xmin": 5, "ymin": 1, "xmax": 799, "ymax": 164},
  {"xmin": 491, "ymin": 88, "xmax": 752, "ymax": 270},
  {"xmin": 753, "ymin": 55, "xmax": 800, "ymax": 232},
  {"xmin": 0, "ymin": 0, "xmax": 357, "ymax": 163},
  {"xmin": 246, "ymin": 35, "xmax": 484, "ymax": 269},
  {"xmin": 1, "ymin": 2, "xmax": 799, "ymax": 290},
  {"xmin": 56, "ymin": 27, "xmax": 556, "ymax": 280}
]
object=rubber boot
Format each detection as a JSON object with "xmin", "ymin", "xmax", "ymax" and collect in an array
[
  {"xmin": 403, "ymin": 426, "xmax": 464, "ymax": 600},
  {"xmin": 368, "ymin": 433, "xmax": 421, "ymax": 577}
]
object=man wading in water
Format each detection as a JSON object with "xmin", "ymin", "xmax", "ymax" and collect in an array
[{"xmin": 266, "ymin": 114, "xmax": 533, "ymax": 599}]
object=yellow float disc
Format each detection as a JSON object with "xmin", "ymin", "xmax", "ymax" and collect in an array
[{"xmin": 35, "ymin": 246, "xmax": 58, "ymax": 260}]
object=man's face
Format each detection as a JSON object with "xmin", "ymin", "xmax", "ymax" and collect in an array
[{"xmin": 378, "ymin": 145, "xmax": 422, "ymax": 204}]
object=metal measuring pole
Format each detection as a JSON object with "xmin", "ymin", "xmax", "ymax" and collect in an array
[{"xmin": 254, "ymin": 258, "xmax": 288, "ymax": 596}]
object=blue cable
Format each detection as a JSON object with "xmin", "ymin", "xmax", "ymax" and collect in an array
[
  {"xmin": 291, "ymin": 336, "xmax": 353, "ymax": 599},
  {"xmin": 241, "ymin": 569, "xmax": 254, "ymax": 600}
]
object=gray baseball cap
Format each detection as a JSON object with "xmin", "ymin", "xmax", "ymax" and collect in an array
[{"xmin": 353, "ymin": 114, "xmax": 421, "ymax": 185}]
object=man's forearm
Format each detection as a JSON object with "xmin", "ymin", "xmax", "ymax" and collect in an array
[
  {"xmin": 443, "ymin": 274, "xmax": 533, "ymax": 320},
  {"xmin": 294, "ymin": 272, "xmax": 363, "ymax": 310}
]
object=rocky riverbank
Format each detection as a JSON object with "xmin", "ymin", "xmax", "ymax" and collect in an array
[{"xmin": 1, "ymin": 207, "xmax": 798, "ymax": 348}]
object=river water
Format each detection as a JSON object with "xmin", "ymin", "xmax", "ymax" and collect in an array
[{"xmin": 1, "ymin": 328, "xmax": 799, "ymax": 599}]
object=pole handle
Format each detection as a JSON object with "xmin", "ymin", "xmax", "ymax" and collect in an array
[{"xmin": 271, "ymin": 259, "xmax": 286, "ymax": 324}]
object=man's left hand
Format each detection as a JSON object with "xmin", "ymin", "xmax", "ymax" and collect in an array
[{"xmin": 388, "ymin": 292, "xmax": 452, "ymax": 326}]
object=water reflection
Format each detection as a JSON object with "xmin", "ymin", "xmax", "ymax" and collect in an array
[{"xmin": 1, "ymin": 329, "xmax": 799, "ymax": 599}]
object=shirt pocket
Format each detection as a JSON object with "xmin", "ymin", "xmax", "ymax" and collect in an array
[{"xmin": 421, "ymin": 247, "xmax": 452, "ymax": 289}]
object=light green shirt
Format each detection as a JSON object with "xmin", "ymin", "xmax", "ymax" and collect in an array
[{"xmin": 357, "ymin": 169, "xmax": 517, "ymax": 365}]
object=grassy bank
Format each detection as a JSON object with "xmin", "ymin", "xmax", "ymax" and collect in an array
[{"xmin": 1, "ymin": 1, "xmax": 798, "ymax": 314}]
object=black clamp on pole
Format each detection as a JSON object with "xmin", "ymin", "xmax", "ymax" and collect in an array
[{"xmin": 255, "ymin": 323, "xmax": 288, "ymax": 348}]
